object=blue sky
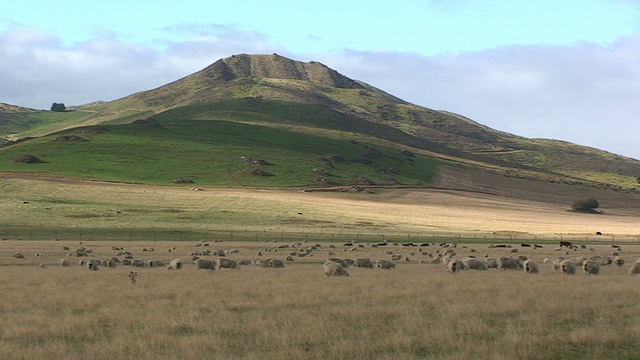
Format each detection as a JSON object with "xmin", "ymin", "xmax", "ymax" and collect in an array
[{"xmin": 1, "ymin": 0, "xmax": 639, "ymax": 159}]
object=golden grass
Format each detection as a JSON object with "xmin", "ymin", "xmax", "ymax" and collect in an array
[
  {"xmin": 1, "ymin": 176, "xmax": 639, "ymax": 240},
  {"xmin": 1, "ymin": 240, "xmax": 640, "ymax": 359}
]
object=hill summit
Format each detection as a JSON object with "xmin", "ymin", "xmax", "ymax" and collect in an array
[{"xmin": 203, "ymin": 53, "xmax": 364, "ymax": 89}]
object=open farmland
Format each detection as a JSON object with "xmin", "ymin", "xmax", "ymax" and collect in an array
[
  {"xmin": 1, "ymin": 172, "xmax": 639, "ymax": 240},
  {"xmin": 1, "ymin": 239, "xmax": 640, "ymax": 359},
  {"xmin": 1, "ymin": 172, "xmax": 640, "ymax": 359}
]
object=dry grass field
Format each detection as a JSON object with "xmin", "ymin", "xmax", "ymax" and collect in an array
[
  {"xmin": 1, "ymin": 172, "xmax": 640, "ymax": 359},
  {"xmin": 1, "ymin": 239, "xmax": 640, "ymax": 359},
  {"xmin": 1, "ymin": 173, "xmax": 639, "ymax": 239}
]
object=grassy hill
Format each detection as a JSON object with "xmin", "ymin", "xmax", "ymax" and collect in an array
[
  {"xmin": 1, "ymin": 54, "xmax": 639, "ymax": 188},
  {"xmin": 0, "ymin": 101, "xmax": 443, "ymax": 186}
]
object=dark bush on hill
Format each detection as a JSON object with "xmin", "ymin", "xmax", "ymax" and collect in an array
[
  {"xmin": 52, "ymin": 135, "xmax": 88, "ymax": 143},
  {"xmin": 12, "ymin": 154, "xmax": 43, "ymax": 163},
  {"xmin": 50, "ymin": 103, "xmax": 66, "ymax": 112},
  {"xmin": 242, "ymin": 168, "xmax": 273, "ymax": 176},
  {"xmin": 572, "ymin": 198, "xmax": 600, "ymax": 213}
]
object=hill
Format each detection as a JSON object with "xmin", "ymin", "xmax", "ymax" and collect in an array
[{"xmin": 1, "ymin": 54, "xmax": 639, "ymax": 189}]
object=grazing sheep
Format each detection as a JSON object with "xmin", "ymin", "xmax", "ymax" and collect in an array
[
  {"xmin": 238, "ymin": 259, "xmax": 253, "ymax": 266},
  {"xmin": 463, "ymin": 258, "xmax": 487, "ymax": 271},
  {"xmin": 523, "ymin": 259, "xmax": 539, "ymax": 274},
  {"xmin": 354, "ymin": 258, "xmax": 374, "ymax": 269},
  {"xmin": 497, "ymin": 257, "xmax": 521, "ymax": 270},
  {"xmin": 327, "ymin": 257, "xmax": 349, "ymax": 268},
  {"xmin": 572, "ymin": 257, "xmax": 588, "ymax": 266},
  {"xmin": 446, "ymin": 259, "xmax": 464, "ymax": 273},
  {"xmin": 268, "ymin": 259, "xmax": 285, "ymax": 268},
  {"xmin": 59, "ymin": 259, "xmax": 70, "ymax": 267},
  {"xmin": 195, "ymin": 258, "xmax": 216, "ymax": 270},
  {"xmin": 376, "ymin": 259, "xmax": 396, "ymax": 270},
  {"xmin": 628, "ymin": 260, "xmax": 640, "ymax": 275},
  {"xmin": 131, "ymin": 259, "xmax": 146, "ymax": 268},
  {"xmin": 323, "ymin": 260, "xmax": 349, "ymax": 277},
  {"xmin": 39, "ymin": 263, "xmax": 47, "ymax": 269},
  {"xmin": 582, "ymin": 260, "xmax": 600, "ymax": 275},
  {"xmin": 105, "ymin": 260, "xmax": 117, "ymax": 268},
  {"xmin": 285, "ymin": 255, "xmax": 295, "ymax": 262},
  {"xmin": 147, "ymin": 260, "xmax": 165, "ymax": 268},
  {"xmin": 216, "ymin": 258, "xmax": 240, "ymax": 269},
  {"xmin": 167, "ymin": 259, "xmax": 183, "ymax": 270},
  {"xmin": 560, "ymin": 259, "xmax": 577, "ymax": 275},
  {"xmin": 391, "ymin": 254, "xmax": 402, "ymax": 261},
  {"xmin": 11, "ymin": 253, "xmax": 25, "ymax": 259},
  {"xmin": 614, "ymin": 256, "xmax": 625, "ymax": 267},
  {"xmin": 484, "ymin": 257, "xmax": 498, "ymax": 269},
  {"xmin": 552, "ymin": 258, "xmax": 565, "ymax": 270},
  {"xmin": 598, "ymin": 256, "xmax": 613, "ymax": 266},
  {"xmin": 121, "ymin": 259, "xmax": 132, "ymax": 266},
  {"xmin": 342, "ymin": 259, "xmax": 355, "ymax": 267},
  {"xmin": 87, "ymin": 259, "xmax": 100, "ymax": 271}
]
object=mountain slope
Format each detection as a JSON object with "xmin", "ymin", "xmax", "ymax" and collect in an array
[{"xmin": 1, "ymin": 54, "xmax": 639, "ymax": 188}]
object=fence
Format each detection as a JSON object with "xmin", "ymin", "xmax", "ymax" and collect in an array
[{"xmin": 1, "ymin": 224, "xmax": 638, "ymax": 245}]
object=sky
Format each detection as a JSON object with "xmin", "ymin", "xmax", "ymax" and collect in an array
[{"xmin": 1, "ymin": 0, "xmax": 639, "ymax": 159}]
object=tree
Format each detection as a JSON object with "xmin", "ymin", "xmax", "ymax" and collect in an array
[
  {"xmin": 572, "ymin": 198, "xmax": 600, "ymax": 213},
  {"xmin": 50, "ymin": 103, "xmax": 66, "ymax": 112}
]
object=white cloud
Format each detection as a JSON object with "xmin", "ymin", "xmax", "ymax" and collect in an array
[
  {"xmin": 0, "ymin": 25, "xmax": 282, "ymax": 109},
  {"xmin": 311, "ymin": 34, "xmax": 640, "ymax": 159}
]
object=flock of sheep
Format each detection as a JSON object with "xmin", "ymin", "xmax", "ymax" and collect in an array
[
  {"xmin": 322, "ymin": 242, "xmax": 640, "ymax": 277},
  {"xmin": 8, "ymin": 240, "xmax": 640, "ymax": 277}
]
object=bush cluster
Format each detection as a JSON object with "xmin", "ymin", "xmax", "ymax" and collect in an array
[{"xmin": 572, "ymin": 198, "xmax": 599, "ymax": 212}]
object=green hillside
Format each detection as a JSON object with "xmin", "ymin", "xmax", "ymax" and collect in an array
[
  {"xmin": 1, "ymin": 53, "xmax": 639, "ymax": 188},
  {"xmin": 0, "ymin": 101, "xmax": 443, "ymax": 186}
]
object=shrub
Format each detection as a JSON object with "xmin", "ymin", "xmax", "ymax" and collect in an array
[
  {"xmin": 572, "ymin": 198, "xmax": 599, "ymax": 212},
  {"xmin": 50, "ymin": 103, "xmax": 66, "ymax": 112}
]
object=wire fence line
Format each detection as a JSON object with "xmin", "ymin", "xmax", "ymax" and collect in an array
[{"xmin": 0, "ymin": 224, "xmax": 638, "ymax": 245}]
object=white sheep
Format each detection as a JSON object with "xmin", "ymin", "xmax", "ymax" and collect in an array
[
  {"xmin": 354, "ymin": 258, "xmax": 374, "ymax": 269},
  {"xmin": 376, "ymin": 259, "xmax": 396, "ymax": 270},
  {"xmin": 582, "ymin": 260, "xmax": 600, "ymax": 275},
  {"xmin": 560, "ymin": 259, "xmax": 577, "ymax": 275},
  {"xmin": 613, "ymin": 256, "xmax": 625, "ymax": 267},
  {"xmin": 323, "ymin": 260, "xmax": 349, "ymax": 277},
  {"xmin": 59, "ymin": 259, "xmax": 70, "ymax": 267},
  {"xmin": 216, "ymin": 258, "xmax": 240, "ymax": 269},
  {"xmin": 523, "ymin": 259, "xmax": 539, "ymax": 274},
  {"xmin": 87, "ymin": 259, "xmax": 100, "ymax": 271},
  {"xmin": 446, "ymin": 259, "xmax": 464, "ymax": 273},
  {"xmin": 463, "ymin": 257, "xmax": 487, "ymax": 271},
  {"xmin": 195, "ymin": 258, "xmax": 216, "ymax": 270},
  {"xmin": 167, "ymin": 258, "xmax": 183, "ymax": 270},
  {"xmin": 628, "ymin": 260, "xmax": 640, "ymax": 275},
  {"xmin": 552, "ymin": 257, "xmax": 565, "ymax": 270},
  {"xmin": 484, "ymin": 257, "xmax": 498, "ymax": 269},
  {"xmin": 268, "ymin": 259, "xmax": 285, "ymax": 268},
  {"xmin": 497, "ymin": 256, "xmax": 521, "ymax": 270}
]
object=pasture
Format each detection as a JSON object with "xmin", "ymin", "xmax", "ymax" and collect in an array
[
  {"xmin": 1, "ymin": 175, "xmax": 640, "ymax": 359},
  {"xmin": 1, "ymin": 239, "xmax": 640, "ymax": 359}
]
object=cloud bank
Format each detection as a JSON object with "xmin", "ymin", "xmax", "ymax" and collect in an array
[{"xmin": 1, "ymin": 25, "xmax": 638, "ymax": 159}]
